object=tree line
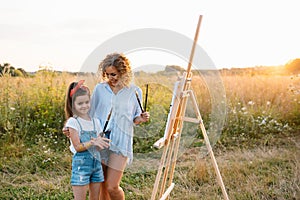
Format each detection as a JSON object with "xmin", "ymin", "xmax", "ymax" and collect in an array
[{"xmin": 1, "ymin": 58, "xmax": 299, "ymax": 77}]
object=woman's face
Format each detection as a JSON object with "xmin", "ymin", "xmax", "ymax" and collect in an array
[{"xmin": 105, "ymin": 66, "xmax": 120, "ymax": 87}]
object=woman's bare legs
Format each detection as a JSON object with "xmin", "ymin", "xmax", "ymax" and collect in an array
[
  {"xmin": 106, "ymin": 167, "xmax": 125, "ymax": 199},
  {"xmin": 105, "ymin": 152, "xmax": 128, "ymax": 200},
  {"xmin": 100, "ymin": 163, "xmax": 111, "ymax": 200}
]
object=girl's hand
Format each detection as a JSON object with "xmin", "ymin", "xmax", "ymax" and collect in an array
[{"xmin": 91, "ymin": 136, "xmax": 110, "ymax": 149}]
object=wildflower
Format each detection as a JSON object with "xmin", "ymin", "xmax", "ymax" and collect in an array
[
  {"xmin": 283, "ymin": 124, "xmax": 289, "ymax": 128},
  {"xmin": 266, "ymin": 101, "xmax": 271, "ymax": 106},
  {"xmin": 259, "ymin": 119, "xmax": 266, "ymax": 126},
  {"xmin": 248, "ymin": 101, "xmax": 255, "ymax": 105},
  {"xmin": 10, "ymin": 107, "xmax": 15, "ymax": 111},
  {"xmin": 43, "ymin": 158, "xmax": 51, "ymax": 163}
]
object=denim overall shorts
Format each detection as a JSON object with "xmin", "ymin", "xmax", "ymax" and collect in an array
[{"xmin": 70, "ymin": 118, "xmax": 104, "ymax": 186}]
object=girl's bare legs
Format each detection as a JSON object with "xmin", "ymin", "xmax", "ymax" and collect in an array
[
  {"xmin": 89, "ymin": 182, "xmax": 101, "ymax": 200},
  {"xmin": 106, "ymin": 153, "xmax": 128, "ymax": 200},
  {"xmin": 72, "ymin": 185, "xmax": 88, "ymax": 200},
  {"xmin": 100, "ymin": 163, "xmax": 111, "ymax": 200}
]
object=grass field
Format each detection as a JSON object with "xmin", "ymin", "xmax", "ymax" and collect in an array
[{"xmin": 0, "ymin": 70, "xmax": 299, "ymax": 199}]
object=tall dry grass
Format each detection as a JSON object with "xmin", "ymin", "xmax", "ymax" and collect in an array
[{"xmin": 0, "ymin": 71, "xmax": 299, "ymax": 199}]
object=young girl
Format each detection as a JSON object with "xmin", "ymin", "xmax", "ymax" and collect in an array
[{"xmin": 64, "ymin": 80, "xmax": 110, "ymax": 200}]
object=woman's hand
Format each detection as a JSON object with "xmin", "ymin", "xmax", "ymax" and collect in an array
[
  {"xmin": 134, "ymin": 112, "xmax": 150, "ymax": 124},
  {"xmin": 141, "ymin": 112, "xmax": 150, "ymax": 122},
  {"xmin": 62, "ymin": 127, "xmax": 70, "ymax": 138}
]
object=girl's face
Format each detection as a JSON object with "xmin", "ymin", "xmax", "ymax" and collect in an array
[
  {"xmin": 73, "ymin": 94, "xmax": 90, "ymax": 117},
  {"xmin": 105, "ymin": 66, "xmax": 120, "ymax": 87}
]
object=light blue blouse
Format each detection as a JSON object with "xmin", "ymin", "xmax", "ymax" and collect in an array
[{"xmin": 89, "ymin": 82, "xmax": 142, "ymax": 164}]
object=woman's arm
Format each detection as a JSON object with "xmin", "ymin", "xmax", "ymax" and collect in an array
[{"xmin": 89, "ymin": 85, "xmax": 99, "ymax": 118}]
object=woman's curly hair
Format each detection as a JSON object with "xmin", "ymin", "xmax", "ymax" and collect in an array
[{"xmin": 98, "ymin": 53, "xmax": 133, "ymax": 87}]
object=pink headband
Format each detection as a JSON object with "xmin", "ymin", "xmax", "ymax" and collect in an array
[{"xmin": 70, "ymin": 80, "xmax": 88, "ymax": 97}]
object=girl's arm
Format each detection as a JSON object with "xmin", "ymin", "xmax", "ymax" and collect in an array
[
  {"xmin": 69, "ymin": 127, "xmax": 92, "ymax": 152},
  {"xmin": 69, "ymin": 127, "xmax": 110, "ymax": 152}
]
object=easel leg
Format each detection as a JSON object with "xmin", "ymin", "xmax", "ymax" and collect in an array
[
  {"xmin": 151, "ymin": 141, "xmax": 169, "ymax": 200},
  {"xmin": 189, "ymin": 90, "xmax": 229, "ymax": 200},
  {"xmin": 159, "ymin": 137, "xmax": 176, "ymax": 198}
]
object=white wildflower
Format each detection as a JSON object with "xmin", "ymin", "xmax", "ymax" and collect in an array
[
  {"xmin": 259, "ymin": 119, "xmax": 266, "ymax": 125},
  {"xmin": 248, "ymin": 101, "xmax": 255, "ymax": 105}
]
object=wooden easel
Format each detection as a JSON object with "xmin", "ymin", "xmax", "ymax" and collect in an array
[{"xmin": 150, "ymin": 15, "xmax": 229, "ymax": 200}]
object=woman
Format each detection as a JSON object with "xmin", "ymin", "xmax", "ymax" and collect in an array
[{"xmin": 65, "ymin": 53, "xmax": 150, "ymax": 200}]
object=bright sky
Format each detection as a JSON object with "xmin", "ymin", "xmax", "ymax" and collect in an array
[{"xmin": 1, "ymin": 0, "xmax": 299, "ymax": 72}]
